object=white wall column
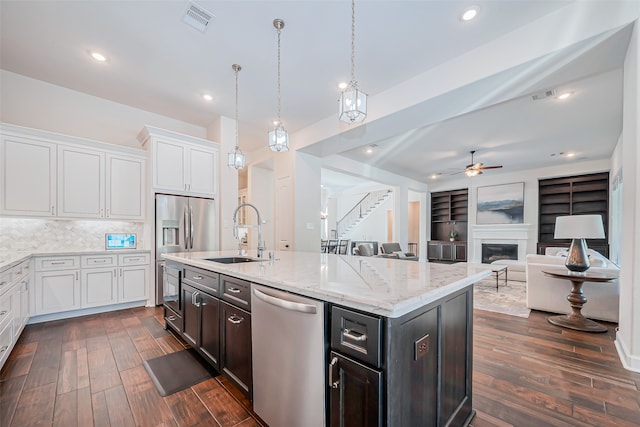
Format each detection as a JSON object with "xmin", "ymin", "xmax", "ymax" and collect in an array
[
  {"xmin": 615, "ymin": 20, "xmax": 640, "ymax": 373},
  {"xmin": 294, "ymin": 152, "xmax": 322, "ymax": 252},
  {"xmin": 393, "ymin": 185, "xmax": 409, "ymax": 249},
  {"xmin": 208, "ymin": 116, "xmax": 237, "ymax": 251}
]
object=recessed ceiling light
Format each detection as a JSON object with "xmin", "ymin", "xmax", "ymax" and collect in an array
[
  {"xmin": 431, "ymin": 173, "xmax": 441, "ymax": 179},
  {"xmin": 566, "ymin": 152, "xmax": 576, "ymax": 157},
  {"xmin": 461, "ymin": 6, "xmax": 479, "ymax": 21},
  {"xmin": 89, "ymin": 51, "xmax": 107, "ymax": 62},
  {"xmin": 366, "ymin": 147, "xmax": 373, "ymax": 154},
  {"xmin": 557, "ymin": 91, "xmax": 573, "ymax": 100},
  {"xmin": 338, "ymin": 82, "xmax": 348, "ymax": 90},
  {"xmin": 202, "ymin": 94, "xmax": 213, "ymax": 101}
]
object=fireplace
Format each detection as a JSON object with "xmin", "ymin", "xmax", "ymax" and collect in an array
[{"xmin": 482, "ymin": 243, "xmax": 518, "ymax": 264}]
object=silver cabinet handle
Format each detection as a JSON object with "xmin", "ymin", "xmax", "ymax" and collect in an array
[
  {"xmin": 101, "ymin": 208, "xmax": 104, "ymax": 217},
  {"xmin": 94, "ymin": 259, "xmax": 107, "ymax": 263},
  {"xmin": 0, "ymin": 345, "xmax": 8, "ymax": 353},
  {"xmin": 228, "ymin": 314, "xmax": 243, "ymax": 324},
  {"xmin": 76, "ymin": 272, "xmax": 79, "ymax": 280},
  {"xmin": 51, "ymin": 206, "xmax": 55, "ymax": 215},
  {"xmin": 189, "ymin": 205, "xmax": 194, "ymax": 249},
  {"xmin": 0, "ymin": 310, "xmax": 7, "ymax": 316},
  {"xmin": 343, "ymin": 329, "xmax": 367, "ymax": 342},
  {"xmin": 329, "ymin": 357, "xmax": 340, "ymax": 389},
  {"xmin": 51, "ymin": 261, "xmax": 66, "ymax": 265},
  {"xmin": 192, "ymin": 275, "xmax": 203, "ymax": 280},
  {"xmin": 227, "ymin": 287, "xmax": 241, "ymax": 294},
  {"xmin": 194, "ymin": 292, "xmax": 201, "ymax": 308},
  {"xmin": 184, "ymin": 206, "xmax": 189, "ymax": 250},
  {"xmin": 166, "ymin": 315, "xmax": 176, "ymax": 321},
  {"xmin": 106, "ymin": 209, "xmax": 110, "ymax": 217}
]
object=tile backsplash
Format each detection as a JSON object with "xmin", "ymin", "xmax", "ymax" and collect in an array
[{"xmin": 0, "ymin": 218, "xmax": 148, "ymax": 252}]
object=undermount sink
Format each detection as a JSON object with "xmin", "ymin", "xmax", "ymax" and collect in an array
[{"xmin": 204, "ymin": 256, "xmax": 260, "ymax": 264}]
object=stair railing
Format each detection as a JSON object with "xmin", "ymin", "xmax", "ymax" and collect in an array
[{"xmin": 336, "ymin": 189, "xmax": 391, "ymax": 237}]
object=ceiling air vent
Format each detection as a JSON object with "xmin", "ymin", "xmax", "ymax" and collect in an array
[
  {"xmin": 531, "ymin": 89, "xmax": 556, "ymax": 101},
  {"xmin": 182, "ymin": 2, "xmax": 215, "ymax": 33}
]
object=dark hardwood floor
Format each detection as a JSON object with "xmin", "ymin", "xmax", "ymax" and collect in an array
[{"xmin": 1, "ymin": 306, "xmax": 638, "ymax": 426}]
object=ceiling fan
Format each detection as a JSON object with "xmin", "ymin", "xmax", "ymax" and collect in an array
[{"xmin": 462, "ymin": 150, "xmax": 503, "ymax": 177}]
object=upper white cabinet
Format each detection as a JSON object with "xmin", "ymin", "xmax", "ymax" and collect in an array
[
  {"xmin": 138, "ymin": 126, "xmax": 219, "ymax": 197},
  {"xmin": 0, "ymin": 124, "xmax": 146, "ymax": 221},
  {"xmin": 1, "ymin": 135, "xmax": 57, "ymax": 217},
  {"xmin": 58, "ymin": 145, "xmax": 105, "ymax": 218}
]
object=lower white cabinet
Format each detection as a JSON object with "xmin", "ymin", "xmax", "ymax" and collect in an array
[
  {"xmin": 34, "ymin": 269, "xmax": 81, "ymax": 315},
  {"xmin": 0, "ymin": 259, "xmax": 30, "ymax": 369},
  {"xmin": 33, "ymin": 252, "xmax": 150, "ymax": 317}
]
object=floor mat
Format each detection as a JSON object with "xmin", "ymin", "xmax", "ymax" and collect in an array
[{"xmin": 143, "ymin": 349, "xmax": 213, "ymax": 396}]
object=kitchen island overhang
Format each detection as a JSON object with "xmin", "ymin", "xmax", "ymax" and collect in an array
[
  {"xmin": 162, "ymin": 250, "xmax": 491, "ymax": 318},
  {"xmin": 162, "ymin": 250, "xmax": 491, "ymax": 426}
]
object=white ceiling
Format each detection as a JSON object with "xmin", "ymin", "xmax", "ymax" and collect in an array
[{"xmin": 0, "ymin": 0, "xmax": 630, "ymax": 193}]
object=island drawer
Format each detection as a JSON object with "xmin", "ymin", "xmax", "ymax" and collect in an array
[
  {"xmin": 331, "ymin": 306, "xmax": 382, "ymax": 368},
  {"xmin": 35, "ymin": 256, "xmax": 80, "ymax": 271},
  {"xmin": 81, "ymin": 254, "xmax": 117, "ymax": 268},
  {"xmin": 221, "ymin": 275, "xmax": 251, "ymax": 311},
  {"xmin": 183, "ymin": 267, "xmax": 219, "ymax": 295},
  {"xmin": 164, "ymin": 305, "xmax": 183, "ymax": 332}
]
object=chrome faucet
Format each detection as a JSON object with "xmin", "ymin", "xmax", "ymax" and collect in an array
[{"xmin": 233, "ymin": 203, "xmax": 266, "ymax": 258}]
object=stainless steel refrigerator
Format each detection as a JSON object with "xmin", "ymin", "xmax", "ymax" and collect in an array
[{"xmin": 155, "ymin": 194, "xmax": 217, "ymax": 305}]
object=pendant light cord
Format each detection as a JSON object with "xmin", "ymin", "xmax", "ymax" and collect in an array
[
  {"xmin": 351, "ymin": 0, "xmax": 356, "ymax": 85},
  {"xmin": 277, "ymin": 25, "xmax": 282, "ymax": 124},
  {"xmin": 234, "ymin": 65, "xmax": 239, "ymax": 150}
]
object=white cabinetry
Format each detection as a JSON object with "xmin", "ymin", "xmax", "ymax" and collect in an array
[
  {"xmin": 34, "ymin": 256, "xmax": 81, "ymax": 315},
  {"xmin": 0, "ymin": 258, "xmax": 30, "ymax": 369},
  {"xmin": 81, "ymin": 255, "xmax": 117, "ymax": 308},
  {"xmin": 0, "ymin": 123, "xmax": 146, "ymax": 221},
  {"xmin": 58, "ymin": 145, "xmax": 105, "ymax": 218},
  {"xmin": 0, "ymin": 135, "xmax": 56, "ymax": 217},
  {"xmin": 138, "ymin": 126, "xmax": 218, "ymax": 197},
  {"xmin": 118, "ymin": 253, "xmax": 150, "ymax": 303},
  {"xmin": 32, "ymin": 251, "xmax": 150, "ymax": 320}
]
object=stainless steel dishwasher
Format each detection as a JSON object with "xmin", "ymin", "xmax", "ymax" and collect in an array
[{"xmin": 251, "ymin": 284, "xmax": 326, "ymax": 427}]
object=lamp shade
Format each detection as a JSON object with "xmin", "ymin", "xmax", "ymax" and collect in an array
[{"xmin": 554, "ymin": 215, "xmax": 605, "ymax": 239}]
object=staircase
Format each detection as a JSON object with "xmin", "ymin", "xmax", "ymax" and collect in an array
[{"xmin": 336, "ymin": 189, "xmax": 392, "ymax": 239}]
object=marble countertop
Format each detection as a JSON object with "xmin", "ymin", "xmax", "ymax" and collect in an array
[
  {"xmin": 163, "ymin": 251, "xmax": 492, "ymax": 318},
  {"xmin": 0, "ymin": 249, "xmax": 151, "ymax": 271}
]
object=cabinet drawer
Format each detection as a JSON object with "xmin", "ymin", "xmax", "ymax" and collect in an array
[
  {"xmin": 164, "ymin": 305, "xmax": 183, "ymax": 333},
  {"xmin": 35, "ymin": 256, "xmax": 80, "ymax": 271},
  {"xmin": 220, "ymin": 275, "xmax": 250, "ymax": 311},
  {"xmin": 118, "ymin": 253, "xmax": 150, "ymax": 266},
  {"xmin": 0, "ymin": 320, "xmax": 12, "ymax": 365},
  {"xmin": 0, "ymin": 296, "xmax": 12, "ymax": 330},
  {"xmin": 331, "ymin": 306, "xmax": 382, "ymax": 368},
  {"xmin": 183, "ymin": 267, "xmax": 219, "ymax": 295},
  {"xmin": 81, "ymin": 254, "xmax": 117, "ymax": 268}
]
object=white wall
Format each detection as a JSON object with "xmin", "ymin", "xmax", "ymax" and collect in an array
[
  {"xmin": 616, "ymin": 20, "xmax": 640, "ymax": 373},
  {"xmin": 1, "ymin": 70, "xmax": 206, "ymax": 148},
  {"xmin": 248, "ymin": 165, "xmax": 275, "ymax": 251}
]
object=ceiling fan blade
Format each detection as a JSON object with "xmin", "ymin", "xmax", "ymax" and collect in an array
[{"xmin": 478, "ymin": 165, "xmax": 503, "ymax": 170}]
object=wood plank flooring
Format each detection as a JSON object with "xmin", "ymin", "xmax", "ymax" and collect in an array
[{"xmin": 1, "ymin": 306, "xmax": 639, "ymax": 426}]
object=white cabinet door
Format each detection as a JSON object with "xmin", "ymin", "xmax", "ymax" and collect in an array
[
  {"xmin": 188, "ymin": 146, "xmax": 217, "ymax": 196},
  {"xmin": 1, "ymin": 135, "xmax": 56, "ymax": 216},
  {"xmin": 82, "ymin": 268, "xmax": 117, "ymax": 308},
  {"xmin": 58, "ymin": 145, "xmax": 105, "ymax": 218},
  {"xmin": 34, "ymin": 270, "xmax": 80, "ymax": 315},
  {"xmin": 119, "ymin": 265, "xmax": 148, "ymax": 303},
  {"xmin": 153, "ymin": 139, "xmax": 186, "ymax": 192},
  {"xmin": 106, "ymin": 154, "xmax": 145, "ymax": 220}
]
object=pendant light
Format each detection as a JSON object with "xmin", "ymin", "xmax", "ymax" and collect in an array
[
  {"xmin": 268, "ymin": 19, "xmax": 289, "ymax": 152},
  {"xmin": 339, "ymin": 0, "xmax": 367, "ymax": 124},
  {"xmin": 227, "ymin": 64, "xmax": 246, "ymax": 169}
]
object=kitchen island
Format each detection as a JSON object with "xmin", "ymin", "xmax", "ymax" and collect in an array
[{"xmin": 162, "ymin": 250, "xmax": 491, "ymax": 427}]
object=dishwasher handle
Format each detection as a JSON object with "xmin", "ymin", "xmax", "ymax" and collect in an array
[{"xmin": 253, "ymin": 288, "xmax": 317, "ymax": 314}]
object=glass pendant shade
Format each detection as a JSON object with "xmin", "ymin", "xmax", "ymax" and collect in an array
[
  {"xmin": 268, "ymin": 123, "xmax": 289, "ymax": 152},
  {"xmin": 339, "ymin": 83, "xmax": 367, "ymax": 123},
  {"xmin": 227, "ymin": 149, "xmax": 245, "ymax": 170}
]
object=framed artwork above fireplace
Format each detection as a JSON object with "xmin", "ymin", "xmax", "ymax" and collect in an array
[{"xmin": 477, "ymin": 182, "xmax": 524, "ymax": 224}]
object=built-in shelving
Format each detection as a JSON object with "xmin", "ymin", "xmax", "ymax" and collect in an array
[
  {"xmin": 537, "ymin": 172, "xmax": 609, "ymax": 256},
  {"xmin": 430, "ymin": 188, "xmax": 468, "ymax": 262}
]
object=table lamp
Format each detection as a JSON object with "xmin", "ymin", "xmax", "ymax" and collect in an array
[{"xmin": 554, "ymin": 215, "xmax": 605, "ymax": 272}]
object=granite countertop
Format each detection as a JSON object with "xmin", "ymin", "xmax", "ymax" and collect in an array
[
  {"xmin": 163, "ymin": 251, "xmax": 492, "ymax": 318},
  {"xmin": 0, "ymin": 249, "xmax": 151, "ymax": 271}
]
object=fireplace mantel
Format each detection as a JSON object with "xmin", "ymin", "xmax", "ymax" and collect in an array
[{"xmin": 470, "ymin": 223, "xmax": 533, "ymax": 263}]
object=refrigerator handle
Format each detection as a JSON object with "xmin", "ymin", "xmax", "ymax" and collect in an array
[
  {"xmin": 190, "ymin": 205, "xmax": 194, "ymax": 249},
  {"xmin": 184, "ymin": 206, "xmax": 189, "ymax": 250}
]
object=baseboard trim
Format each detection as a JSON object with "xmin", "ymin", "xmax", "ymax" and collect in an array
[
  {"xmin": 28, "ymin": 300, "xmax": 146, "ymax": 324},
  {"xmin": 615, "ymin": 329, "xmax": 640, "ymax": 373}
]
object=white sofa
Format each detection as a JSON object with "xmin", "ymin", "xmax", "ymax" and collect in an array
[{"xmin": 525, "ymin": 248, "xmax": 620, "ymax": 322}]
